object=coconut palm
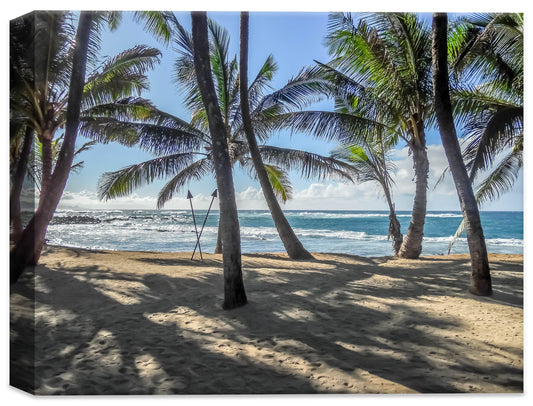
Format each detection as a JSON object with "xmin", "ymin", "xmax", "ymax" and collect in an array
[
  {"xmin": 270, "ymin": 12, "xmax": 433, "ymax": 259},
  {"xmin": 432, "ymin": 12, "xmax": 492, "ymax": 296},
  {"xmin": 9, "ymin": 11, "xmax": 175, "ymax": 283},
  {"xmin": 331, "ymin": 132, "xmax": 403, "ymax": 255},
  {"xmin": 239, "ymin": 12, "xmax": 313, "ymax": 259},
  {"xmin": 97, "ymin": 18, "xmax": 352, "ymax": 256},
  {"xmin": 328, "ymin": 12, "xmax": 434, "ymax": 260},
  {"xmin": 190, "ymin": 11, "xmax": 247, "ymax": 309},
  {"xmin": 10, "ymin": 11, "xmax": 95, "ymax": 283},
  {"xmin": 449, "ymin": 13, "xmax": 523, "ymax": 205},
  {"xmin": 435, "ymin": 13, "xmax": 523, "ymax": 253}
]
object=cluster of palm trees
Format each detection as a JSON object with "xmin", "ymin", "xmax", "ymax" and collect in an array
[{"xmin": 10, "ymin": 11, "xmax": 523, "ymax": 307}]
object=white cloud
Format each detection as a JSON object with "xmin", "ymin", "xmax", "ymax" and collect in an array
[
  {"xmin": 56, "ymin": 190, "xmax": 218, "ymax": 211},
  {"xmin": 56, "ymin": 143, "xmax": 522, "ymax": 212}
]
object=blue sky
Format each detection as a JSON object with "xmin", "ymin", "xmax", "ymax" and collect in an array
[{"xmin": 25, "ymin": 9, "xmax": 523, "ymax": 212}]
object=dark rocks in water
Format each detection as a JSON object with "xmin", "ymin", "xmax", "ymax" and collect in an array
[{"xmin": 51, "ymin": 215, "xmax": 102, "ymax": 225}]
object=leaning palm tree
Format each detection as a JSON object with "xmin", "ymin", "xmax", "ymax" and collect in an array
[
  {"xmin": 239, "ymin": 12, "xmax": 313, "ymax": 259},
  {"xmin": 97, "ymin": 18, "xmax": 352, "ymax": 257},
  {"xmin": 449, "ymin": 13, "xmax": 523, "ymax": 205},
  {"xmin": 436, "ymin": 13, "xmax": 523, "ymax": 252},
  {"xmin": 271, "ymin": 12, "xmax": 433, "ymax": 259},
  {"xmin": 331, "ymin": 133, "xmax": 403, "ymax": 255},
  {"xmin": 432, "ymin": 12, "xmax": 492, "ymax": 296},
  {"xmin": 10, "ymin": 11, "xmax": 95, "ymax": 283},
  {"xmin": 9, "ymin": 11, "xmax": 175, "ymax": 284}
]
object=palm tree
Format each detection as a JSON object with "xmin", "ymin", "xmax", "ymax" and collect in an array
[
  {"xmin": 435, "ymin": 13, "xmax": 523, "ymax": 252},
  {"xmin": 9, "ymin": 16, "xmax": 36, "ymax": 241},
  {"xmin": 10, "ymin": 11, "xmax": 95, "ymax": 283},
  {"xmin": 9, "ymin": 126, "xmax": 33, "ymax": 242},
  {"xmin": 272, "ymin": 13, "xmax": 433, "ymax": 259},
  {"xmin": 331, "ymin": 133, "xmax": 403, "ymax": 255},
  {"xmin": 449, "ymin": 13, "xmax": 523, "ymax": 205},
  {"xmin": 9, "ymin": 11, "xmax": 173, "ymax": 284},
  {"xmin": 239, "ymin": 12, "xmax": 313, "ymax": 259},
  {"xmin": 97, "ymin": 17, "xmax": 351, "ymax": 256},
  {"xmin": 191, "ymin": 11, "xmax": 247, "ymax": 310},
  {"xmin": 329, "ymin": 13, "xmax": 434, "ymax": 260},
  {"xmin": 432, "ymin": 12, "xmax": 492, "ymax": 296}
]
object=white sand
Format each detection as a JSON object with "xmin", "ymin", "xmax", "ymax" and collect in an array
[{"xmin": 10, "ymin": 246, "xmax": 523, "ymax": 394}]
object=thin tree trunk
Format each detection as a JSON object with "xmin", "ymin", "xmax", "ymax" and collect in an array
[
  {"xmin": 432, "ymin": 12, "xmax": 492, "ymax": 296},
  {"xmin": 399, "ymin": 124, "xmax": 428, "ymax": 259},
  {"xmin": 191, "ymin": 11, "xmax": 247, "ymax": 309},
  {"xmin": 10, "ymin": 126, "xmax": 34, "ymax": 242},
  {"xmin": 39, "ymin": 136, "xmax": 53, "ymax": 204},
  {"xmin": 383, "ymin": 184, "xmax": 403, "ymax": 256},
  {"xmin": 239, "ymin": 12, "xmax": 313, "ymax": 260},
  {"xmin": 214, "ymin": 219, "xmax": 223, "ymax": 253},
  {"xmin": 10, "ymin": 11, "xmax": 93, "ymax": 284}
]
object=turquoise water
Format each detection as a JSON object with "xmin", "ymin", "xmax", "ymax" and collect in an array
[{"xmin": 47, "ymin": 210, "xmax": 523, "ymax": 257}]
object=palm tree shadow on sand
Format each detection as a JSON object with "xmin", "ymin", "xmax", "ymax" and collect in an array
[{"xmin": 10, "ymin": 250, "xmax": 523, "ymax": 394}]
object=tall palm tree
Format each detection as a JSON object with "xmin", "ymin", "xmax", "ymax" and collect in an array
[
  {"xmin": 435, "ymin": 13, "xmax": 523, "ymax": 252},
  {"xmin": 449, "ymin": 13, "xmax": 523, "ymax": 205},
  {"xmin": 432, "ymin": 12, "xmax": 492, "ymax": 296},
  {"xmin": 9, "ymin": 11, "xmax": 172, "ymax": 284},
  {"xmin": 272, "ymin": 13, "xmax": 433, "ymax": 259},
  {"xmin": 239, "ymin": 12, "xmax": 313, "ymax": 259},
  {"xmin": 10, "ymin": 11, "xmax": 95, "ymax": 283},
  {"xmin": 9, "ymin": 126, "xmax": 33, "ymax": 242},
  {"xmin": 329, "ymin": 13, "xmax": 433, "ymax": 260},
  {"xmin": 97, "ymin": 17, "xmax": 351, "ymax": 256},
  {"xmin": 191, "ymin": 11, "xmax": 247, "ymax": 310}
]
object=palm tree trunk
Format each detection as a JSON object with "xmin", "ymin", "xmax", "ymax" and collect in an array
[
  {"xmin": 39, "ymin": 136, "xmax": 53, "ymax": 204},
  {"xmin": 398, "ymin": 123, "xmax": 428, "ymax": 259},
  {"xmin": 382, "ymin": 184, "xmax": 403, "ymax": 256},
  {"xmin": 10, "ymin": 11, "xmax": 93, "ymax": 284},
  {"xmin": 10, "ymin": 126, "xmax": 34, "ymax": 242},
  {"xmin": 191, "ymin": 11, "xmax": 247, "ymax": 309},
  {"xmin": 432, "ymin": 12, "xmax": 492, "ymax": 296},
  {"xmin": 239, "ymin": 12, "xmax": 313, "ymax": 260},
  {"xmin": 215, "ymin": 220, "xmax": 223, "ymax": 253}
]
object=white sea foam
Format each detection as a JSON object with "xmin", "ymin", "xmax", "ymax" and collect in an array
[
  {"xmin": 45, "ymin": 209, "xmax": 522, "ymax": 256},
  {"xmin": 289, "ymin": 211, "xmax": 389, "ymax": 219}
]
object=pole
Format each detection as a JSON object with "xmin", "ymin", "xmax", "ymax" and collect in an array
[
  {"xmin": 192, "ymin": 189, "xmax": 217, "ymax": 259},
  {"xmin": 187, "ymin": 190, "xmax": 203, "ymax": 260}
]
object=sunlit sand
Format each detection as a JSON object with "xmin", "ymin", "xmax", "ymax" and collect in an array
[{"xmin": 10, "ymin": 246, "xmax": 523, "ymax": 394}]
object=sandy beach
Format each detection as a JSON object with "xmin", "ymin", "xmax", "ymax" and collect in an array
[{"xmin": 10, "ymin": 246, "xmax": 523, "ymax": 395}]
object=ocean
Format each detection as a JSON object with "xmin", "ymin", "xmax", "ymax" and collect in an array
[{"xmin": 45, "ymin": 210, "xmax": 523, "ymax": 257}]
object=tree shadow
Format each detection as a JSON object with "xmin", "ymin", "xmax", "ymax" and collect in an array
[
  {"xmin": 10, "ymin": 250, "xmax": 523, "ymax": 394},
  {"xmin": 135, "ymin": 256, "xmax": 223, "ymax": 268},
  {"xmin": 10, "ymin": 262, "xmax": 317, "ymax": 395}
]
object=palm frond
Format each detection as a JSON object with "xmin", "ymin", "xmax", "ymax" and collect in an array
[
  {"xmin": 259, "ymin": 64, "xmax": 332, "ymax": 111},
  {"xmin": 462, "ymin": 105, "xmax": 523, "ymax": 180},
  {"xmin": 156, "ymin": 158, "xmax": 213, "ymax": 208},
  {"xmin": 259, "ymin": 145, "xmax": 354, "ymax": 182},
  {"xmin": 79, "ymin": 116, "xmax": 205, "ymax": 155},
  {"xmin": 83, "ymin": 45, "xmax": 161, "ymax": 107},
  {"xmin": 447, "ymin": 218, "xmax": 466, "ymax": 254},
  {"xmin": 474, "ymin": 144, "xmax": 522, "ymax": 205},
  {"xmin": 264, "ymin": 164, "xmax": 293, "ymax": 202},
  {"xmin": 97, "ymin": 152, "xmax": 200, "ymax": 201},
  {"xmin": 273, "ymin": 110, "xmax": 388, "ymax": 145},
  {"xmin": 132, "ymin": 11, "xmax": 177, "ymax": 44}
]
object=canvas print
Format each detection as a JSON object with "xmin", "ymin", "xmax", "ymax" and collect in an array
[{"xmin": 9, "ymin": 10, "xmax": 523, "ymax": 395}]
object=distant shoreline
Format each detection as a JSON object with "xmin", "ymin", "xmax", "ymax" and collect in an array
[{"xmin": 42, "ymin": 243, "xmax": 524, "ymax": 259}]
